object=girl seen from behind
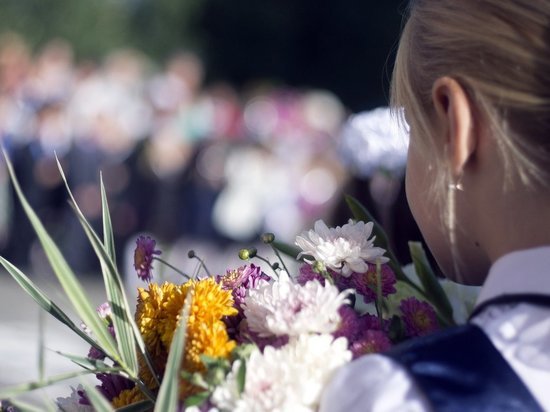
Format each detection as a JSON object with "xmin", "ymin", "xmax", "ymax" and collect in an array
[{"xmin": 321, "ymin": 1, "xmax": 550, "ymax": 410}]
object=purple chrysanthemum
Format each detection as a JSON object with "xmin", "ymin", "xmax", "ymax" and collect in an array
[
  {"xmin": 297, "ymin": 264, "xmax": 327, "ymax": 286},
  {"xmin": 216, "ymin": 264, "xmax": 270, "ymax": 340},
  {"xmin": 88, "ymin": 325, "xmax": 115, "ymax": 360},
  {"xmin": 359, "ymin": 313, "xmax": 385, "ymax": 331},
  {"xmin": 350, "ymin": 329, "xmax": 392, "ymax": 358},
  {"xmin": 400, "ymin": 297, "xmax": 440, "ymax": 338},
  {"xmin": 351, "ymin": 263, "xmax": 396, "ymax": 303},
  {"xmin": 134, "ymin": 235, "xmax": 161, "ymax": 282},
  {"xmin": 217, "ymin": 264, "xmax": 270, "ymax": 309},
  {"xmin": 333, "ymin": 305, "xmax": 362, "ymax": 341},
  {"xmin": 77, "ymin": 387, "xmax": 90, "ymax": 405},
  {"xmin": 297, "ymin": 264, "xmax": 354, "ymax": 293},
  {"xmin": 96, "ymin": 373, "xmax": 135, "ymax": 401}
]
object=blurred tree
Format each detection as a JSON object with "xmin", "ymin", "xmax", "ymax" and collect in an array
[
  {"xmin": 0, "ymin": 0, "xmax": 405, "ymax": 110},
  {"xmin": 0, "ymin": 0, "xmax": 130, "ymax": 58},
  {"xmin": 125, "ymin": 0, "xmax": 203, "ymax": 59}
]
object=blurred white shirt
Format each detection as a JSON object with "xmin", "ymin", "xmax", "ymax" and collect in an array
[{"xmin": 320, "ymin": 246, "xmax": 550, "ymax": 412}]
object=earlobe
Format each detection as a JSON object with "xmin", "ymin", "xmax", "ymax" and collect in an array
[{"xmin": 432, "ymin": 77, "xmax": 476, "ymax": 178}]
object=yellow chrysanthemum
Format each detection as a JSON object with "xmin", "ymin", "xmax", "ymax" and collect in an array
[
  {"xmin": 135, "ymin": 282, "xmax": 177, "ymax": 358},
  {"xmin": 161, "ymin": 278, "xmax": 238, "ymax": 349},
  {"xmin": 111, "ymin": 386, "xmax": 146, "ymax": 409},
  {"xmin": 134, "ymin": 279, "xmax": 238, "ymax": 399}
]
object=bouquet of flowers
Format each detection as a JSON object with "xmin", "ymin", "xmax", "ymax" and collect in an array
[{"xmin": 0, "ymin": 152, "xmax": 457, "ymax": 412}]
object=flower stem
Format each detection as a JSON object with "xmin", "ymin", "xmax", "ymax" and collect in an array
[
  {"xmin": 375, "ymin": 260, "xmax": 384, "ymax": 329},
  {"xmin": 254, "ymin": 254, "xmax": 279, "ymax": 278},
  {"xmin": 271, "ymin": 245, "xmax": 290, "ymax": 276},
  {"xmin": 154, "ymin": 257, "xmax": 190, "ymax": 279}
]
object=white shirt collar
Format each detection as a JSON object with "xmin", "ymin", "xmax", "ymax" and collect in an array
[{"xmin": 476, "ymin": 246, "xmax": 550, "ymax": 307}]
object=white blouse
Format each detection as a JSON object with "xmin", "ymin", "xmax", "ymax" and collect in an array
[{"xmin": 320, "ymin": 247, "xmax": 550, "ymax": 412}]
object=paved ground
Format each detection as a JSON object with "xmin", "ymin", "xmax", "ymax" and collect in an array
[{"xmin": 0, "ymin": 270, "xmax": 106, "ymax": 406}]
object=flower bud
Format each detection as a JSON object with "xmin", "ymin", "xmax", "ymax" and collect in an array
[
  {"xmin": 312, "ymin": 260, "xmax": 326, "ymax": 273},
  {"xmin": 261, "ymin": 232, "xmax": 275, "ymax": 244},
  {"xmin": 239, "ymin": 249, "xmax": 250, "ymax": 260}
]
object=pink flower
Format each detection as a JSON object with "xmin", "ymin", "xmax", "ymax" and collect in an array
[
  {"xmin": 133, "ymin": 235, "xmax": 161, "ymax": 282},
  {"xmin": 351, "ymin": 263, "xmax": 396, "ymax": 303},
  {"xmin": 400, "ymin": 297, "xmax": 440, "ymax": 337}
]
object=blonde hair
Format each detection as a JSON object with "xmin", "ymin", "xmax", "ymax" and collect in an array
[{"xmin": 392, "ymin": 0, "xmax": 550, "ymax": 190}]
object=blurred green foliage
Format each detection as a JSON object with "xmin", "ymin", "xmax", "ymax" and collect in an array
[{"xmin": 0, "ymin": 0, "xmax": 404, "ymax": 110}]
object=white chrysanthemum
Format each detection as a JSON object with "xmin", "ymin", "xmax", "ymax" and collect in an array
[
  {"xmin": 213, "ymin": 334, "xmax": 351, "ymax": 412},
  {"xmin": 243, "ymin": 272, "xmax": 350, "ymax": 337},
  {"xmin": 295, "ymin": 219, "xmax": 388, "ymax": 276},
  {"xmin": 56, "ymin": 385, "xmax": 94, "ymax": 412}
]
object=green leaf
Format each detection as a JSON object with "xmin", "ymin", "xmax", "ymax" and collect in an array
[
  {"xmin": 345, "ymin": 194, "xmax": 393, "ymax": 256},
  {"xmin": 0, "ymin": 256, "xmax": 102, "ymax": 351},
  {"xmin": 82, "ymin": 382, "xmax": 115, "ymax": 412},
  {"xmin": 2, "ymin": 151, "xmax": 119, "ymax": 364},
  {"xmin": 115, "ymin": 400, "xmax": 155, "ymax": 412},
  {"xmin": 236, "ymin": 360, "xmax": 246, "ymax": 394},
  {"xmin": 183, "ymin": 391, "xmax": 211, "ymax": 408},
  {"xmin": 409, "ymin": 242, "xmax": 454, "ymax": 326},
  {"xmin": 101, "ymin": 173, "xmax": 117, "ymax": 266},
  {"xmin": 154, "ymin": 288, "xmax": 193, "ymax": 412},
  {"xmin": 38, "ymin": 310, "xmax": 45, "ymax": 381},
  {"xmin": 0, "ymin": 370, "xmax": 116, "ymax": 399},
  {"xmin": 54, "ymin": 350, "xmax": 118, "ymax": 372},
  {"xmin": 56, "ymin": 157, "xmax": 138, "ymax": 377},
  {"xmin": 272, "ymin": 241, "xmax": 304, "ymax": 261},
  {"xmin": 8, "ymin": 398, "xmax": 45, "ymax": 412},
  {"xmin": 345, "ymin": 194, "xmax": 425, "ymax": 294}
]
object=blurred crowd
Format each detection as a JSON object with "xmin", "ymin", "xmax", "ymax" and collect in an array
[{"xmin": 0, "ymin": 32, "xmax": 361, "ymax": 274}]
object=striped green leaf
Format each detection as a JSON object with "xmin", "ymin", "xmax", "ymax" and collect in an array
[
  {"xmin": 101, "ymin": 173, "xmax": 116, "ymax": 265},
  {"xmin": 3, "ymin": 151, "xmax": 120, "ymax": 365},
  {"xmin": 0, "ymin": 369, "xmax": 117, "ymax": 399},
  {"xmin": 154, "ymin": 288, "xmax": 193, "ymax": 412},
  {"xmin": 54, "ymin": 350, "xmax": 117, "ymax": 372},
  {"xmin": 8, "ymin": 398, "xmax": 45, "ymax": 412},
  {"xmin": 56, "ymin": 158, "xmax": 138, "ymax": 377},
  {"xmin": 115, "ymin": 400, "xmax": 155, "ymax": 411},
  {"xmin": 345, "ymin": 194, "xmax": 425, "ymax": 294},
  {"xmin": 409, "ymin": 242, "xmax": 454, "ymax": 326},
  {"xmin": 0, "ymin": 256, "xmax": 102, "ymax": 352},
  {"xmin": 82, "ymin": 382, "xmax": 115, "ymax": 412}
]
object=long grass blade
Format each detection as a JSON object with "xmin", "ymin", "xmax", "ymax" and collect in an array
[
  {"xmin": 345, "ymin": 194, "xmax": 425, "ymax": 293},
  {"xmin": 154, "ymin": 288, "xmax": 193, "ymax": 412},
  {"xmin": 409, "ymin": 242, "xmax": 454, "ymax": 326},
  {"xmin": 8, "ymin": 398, "xmax": 44, "ymax": 412},
  {"xmin": 56, "ymin": 157, "xmax": 138, "ymax": 377},
  {"xmin": 0, "ymin": 256, "xmax": 102, "ymax": 351},
  {"xmin": 0, "ymin": 369, "xmax": 117, "ymax": 399},
  {"xmin": 100, "ymin": 173, "xmax": 116, "ymax": 266},
  {"xmin": 54, "ymin": 350, "xmax": 119, "ymax": 372},
  {"xmin": 38, "ymin": 310, "xmax": 45, "ymax": 381},
  {"xmin": 2, "ymin": 150, "xmax": 120, "ymax": 365},
  {"xmin": 115, "ymin": 400, "xmax": 155, "ymax": 411},
  {"xmin": 82, "ymin": 382, "xmax": 115, "ymax": 412}
]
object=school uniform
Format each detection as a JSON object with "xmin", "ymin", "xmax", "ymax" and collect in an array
[{"xmin": 320, "ymin": 246, "xmax": 550, "ymax": 411}]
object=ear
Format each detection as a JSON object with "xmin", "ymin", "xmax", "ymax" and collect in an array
[{"xmin": 432, "ymin": 77, "xmax": 476, "ymax": 177}]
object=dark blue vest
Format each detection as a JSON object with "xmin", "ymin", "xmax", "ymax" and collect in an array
[{"xmin": 386, "ymin": 296, "xmax": 549, "ymax": 411}]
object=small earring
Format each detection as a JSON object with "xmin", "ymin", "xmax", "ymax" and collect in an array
[
  {"xmin": 448, "ymin": 174, "xmax": 464, "ymax": 191},
  {"xmin": 448, "ymin": 182, "xmax": 464, "ymax": 191}
]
